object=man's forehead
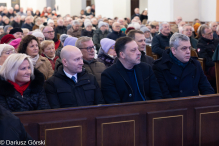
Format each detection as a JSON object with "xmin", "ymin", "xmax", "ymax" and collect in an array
[
  {"xmin": 179, "ymin": 40, "xmax": 191, "ymax": 46},
  {"xmin": 135, "ymin": 33, "xmax": 145, "ymax": 40}
]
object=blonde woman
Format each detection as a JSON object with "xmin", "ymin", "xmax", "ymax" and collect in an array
[
  {"xmin": 0, "ymin": 44, "xmax": 15, "ymax": 68},
  {"xmin": 0, "ymin": 54, "xmax": 50, "ymax": 112}
]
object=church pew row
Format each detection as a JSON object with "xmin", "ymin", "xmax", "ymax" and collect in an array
[{"xmin": 14, "ymin": 94, "xmax": 219, "ymax": 146}]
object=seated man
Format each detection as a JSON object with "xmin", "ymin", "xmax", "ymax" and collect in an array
[
  {"xmin": 171, "ymin": 16, "xmax": 182, "ymax": 33},
  {"xmin": 153, "ymin": 33, "xmax": 214, "ymax": 98},
  {"xmin": 106, "ymin": 22, "xmax": 126, "ymax": 41},
  {"xmin": 21, "ymin": 16, "xmax": 33, "ymax": 31},
  {"xmin": 152, "ymin": 22, "xmax": 172, "ymax": 57},
  {"xmin": 127, "ymin": 30, "xmax": 154, "ymax": 66},
  {"xmin": 101, "ymin": 37, "xmax": 162, "ymax": 104},
  {"xmin": 44, "ymin": 45, "xmax": 105, "ymax": 108},
  {"xmin": 197, "ymin": 25, "xmax": 219, "ymax": 80},
  {"xmin": 43, "ymin": 26, "xmax": 62, "ymax": 50},
  {"xmin": 209, "ymin": 21, "xmax": 218, "ymax": 39},
  {"xmin": 182, "ymin": 24, "xmax": 198, "ymax": 49},
  {"xmin": 75, "ymin": 36, "xmax": 106, "ymax": 87}
]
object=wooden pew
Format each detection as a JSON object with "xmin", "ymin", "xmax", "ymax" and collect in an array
[
  {"xmin": 146, "ymin": 45, "xmax": 158, "ymax": 60},
  {"xmin": 190, "ymin": 48, "xmax": 205, "ymax": 71},
  {"xmin": 14, "ymin": 94, "xmax": 219, "ymax": 146}
]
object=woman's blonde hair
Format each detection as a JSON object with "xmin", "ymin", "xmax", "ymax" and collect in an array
[
  {"xmin": 0, "ymin": 44, "xmax": 15, "ymax": 56},
  {"xmin": 0, "ymin": 53, "xmax": 34, "ymax": 82},
  {"xmin": 41, "ymin": 40, "xmax": 54, "ymax": 51}
]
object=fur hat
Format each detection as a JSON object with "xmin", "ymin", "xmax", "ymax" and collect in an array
[
  {"xmin": 9, "ymin": 27, "xmax": 23, "ymax": 34},
  {"xmin": 100, "ymin": 38, "xmax": 115, "ymax": 53},
  {"xmin": 98, "ymin": 21, "xmax": 107, "ymax": 28},
  {"xmin": 140, "ymin": 27, "xmax": 150, "ymax": 33}
]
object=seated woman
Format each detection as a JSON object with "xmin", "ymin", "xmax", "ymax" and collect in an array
[
  {"xmin": 41, "ymin": 40, "xmax": 59, "ymax": 70},
  {"xmin": 0, "ymin": 44, "xmax": 15, "ymax": 68},
  {"xmin": 97, "ymin": 38, "xmax": 116, "ymax": 67},
  {"xmin": 81, "ymin": 22, "xmax": 94, "ymax": 37},
  {"xmin": 0, "ymin": 54, "xmax": 50, "ymax": 112},
  {"xmin": 17, "ymin": 35, "xmax": 54, "ymax": 80}
]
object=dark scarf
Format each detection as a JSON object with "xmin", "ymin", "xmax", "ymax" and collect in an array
[
  {"xmin": 169, "ymin": 51, "xmax": 188, "ymax": 68},
  {"xmin": 98, "ymin": 53, "xmax": 114, "ymax": 66}
]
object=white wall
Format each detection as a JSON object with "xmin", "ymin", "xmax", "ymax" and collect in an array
[
  {"xmin": 95, "ymin": 0, "xmax": 130, "ymax": 19},
  {"xmin": 0, "ymin": 0, "xmax": 11, "ymax": 9},
  {"xmin": 139, "ymin": 0, "xmax": 148, "ymax": 13},
  {"xmin": 173, "ymin": 0, "xmax": 199, "ymax": 21},
  {"xmin": 199, "ymin": 0, "xmax": 216, "ymax": 21},
  {"xmin": 20, "ymin": 0, "xmax": 46, "ymax": 13},
  {"xmin": 148, "ymin": 0, "xmax": 172, "ymax": 21}
]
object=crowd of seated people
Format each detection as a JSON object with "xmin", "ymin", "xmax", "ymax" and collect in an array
[{"xmin": 0, "ymin": 4, "xmax": 218, "ymax": 117}]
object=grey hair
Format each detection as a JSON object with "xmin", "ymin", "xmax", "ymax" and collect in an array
[
  {"xmin": 169, "ymin": 33, "xmax": 189, "ymax": 49},
  {"xmin": 71, "ymin": 20, "xmax": 80, "ymax": 26},
  {"xmin": 209, "ymin": 21, "xmax": 217, "ymax": 28},
  {"xmin": 75, "ymin": 36, "xmax": 92, "ymax": 48},
  {"xmin": 216, "ymin": 25, "xmax": 219, "ymax": 32},
  {"xmin": 159, "ymin": 22, "xmax": 169, "ymax": 32}
]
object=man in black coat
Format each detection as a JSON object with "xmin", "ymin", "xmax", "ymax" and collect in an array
[
  {"xmin": 11, "ymin": 16, "xmax": 21, "ymax": 28},
  {"xmin": 106, "ymin": 22, "xmax": 126, "ymax": 41},
  {"xmin": 21, "ymin": 16, "xmax": 33, "ymax": 31},
  {"xmin": 101, "ymin": 37, "xmax": 162, "ymax": 104},
  {"xmin": 197, "ymin": 25, "xmax": 219, "ymax": 79},
  {"xmin": 152, "ymin": 22, "xmax": 172, "ymax": 57},
  {"xmin": 131, "ymin": 8, "xmax": 140, "ymax": 20},
  {"xmin": 153, "ymin": 33, "xmax": 214, "ymax": 98},
  {"xmin": 127, "ymin": 30, "xmax": 154, "ymax": 66},
  {"xmin": 45, "ymin": 45, "xmax": 105, "ymax": 108},
  {"xmin": 54, "ymin": 19, "xmax": 67, "ymax": 36},
  {"xmin": 0, "ymin": 105, "xmax": 32, "ymax": 144}
]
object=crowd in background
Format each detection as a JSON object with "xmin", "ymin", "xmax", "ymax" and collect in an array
[{"xmin": 0, "ymin": 3, "xmax": 218, "ymax": 113}]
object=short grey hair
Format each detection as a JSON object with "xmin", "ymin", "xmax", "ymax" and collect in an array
[
  {"xmin": 75, "ymin": 36, "xmax": 92, "ymax": 48},
  {"xmin": 169, "ymin": 33, "xmax": 189, "ymax": 49},
  {"xmin": 159, "ymin": 22, "xmax": 169, "ymax": 32},
  {"xmin": 71, "ymin": 20, "xmax": 80, "ymax": 26}
]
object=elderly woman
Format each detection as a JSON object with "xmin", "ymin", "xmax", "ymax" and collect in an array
[
  {"xmin": 0, "ymin": 54, "xmax": 50, "ymax": 112},
  {"xmin": 97, "ymin": 38, "xmax": 116, "ymax": 67},
  {"xmin": 32, "ymin": 31, "xmax": 45, "ymax": 44},
  {"xmin": 41, "ymin": 40, "xmax": 59, "ymax": 70},
  {"xmin": 17, "ymin": 35, "xmax": 54, "ymax": 80},
  {"xmin": 140, "ymin": 26, "xmax": 153, "ymax": 46},
  {"xmin": 67, "ymin": 20, "xmax": 82, "ymax": 38},
  {"xmin": 0, "ymin": 44, "xmax": 15, "ymax": 67},
  {"xmin": 81, "ymin": 22, "xmax": 94, "ymax": 37},
  {"xmin": 32, "ymin": 17, "xmax": 42, "ymax": 31}
]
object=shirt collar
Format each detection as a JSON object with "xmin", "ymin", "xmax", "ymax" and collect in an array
[{"xmin": 63, "ymin": 69, "xmax": 77, "ymax": 82}]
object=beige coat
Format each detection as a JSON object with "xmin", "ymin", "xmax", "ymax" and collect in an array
[
  {"xmin": 67, "ymin": 27, "xmax": 82, "ymax": 38},
  {"xmin": 171, "ymin": 24, "xmax": 178, "ymax": 33},
  {"xmin": 35, "ymin": 55, "xmax": 54, "ymax": 80}
]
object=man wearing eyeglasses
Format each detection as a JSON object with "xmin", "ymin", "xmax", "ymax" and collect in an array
[
  {"xmin": 75, "ymin": 36, "xmax": 106, "ymax": 87},
  {"xmin": 197, "ymin": 25, "xmax": 219, "ymax": 81},
  {"xmin": 153, "ymin": 33, "xmax": 214, "ymax": 98},
  {"xmin": 43, "ymin": 26, "xmax": 62, "ymax": 50}
]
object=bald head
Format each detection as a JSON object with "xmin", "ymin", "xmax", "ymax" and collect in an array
[
  {"xmin": 112, "ymin": 22, "xmax": 121, "ymax": 32},
  {"xmin": 176, "ymin": 16, "xmax": 182, "ymax": 24},
  {"xmin": 61, "ymin": 45, "xmax": 84, "ymax": 75},
  {"xmin": 210, "ymin": 22, "xmax": 218, "ymax": 32},
  {"xmin": 43, "ymin": 26, "xmax": 54, "ymax": 40}
]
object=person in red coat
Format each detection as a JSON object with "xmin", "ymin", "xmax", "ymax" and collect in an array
[{"xmin": 41, "ymin": 40, "xmax": 59, "ymax": 70}]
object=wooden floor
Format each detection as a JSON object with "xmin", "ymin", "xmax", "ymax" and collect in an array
[{"xmin": 14, "ymin": 94, "xmax": 219, "ymax": 146}]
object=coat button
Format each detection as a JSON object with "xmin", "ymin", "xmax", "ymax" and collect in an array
[
  {"xmin": 129, "ymin": 94, "xmax": 132, "ymax": 97},
  {"xmin": 174, "ymin": 77, "xmax": 177, "ymax": 80},
  {"xmin": 193, "ymin": 91, "xmax": 194, "ymax": 92},
  {"xmin": 180, "ymin": 90, "xmax": 183, "ymax": 93}
]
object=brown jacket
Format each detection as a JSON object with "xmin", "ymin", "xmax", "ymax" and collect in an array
[
  {"xmin": 35, "ymin": 55, "xmax": 54, "ymax": 80},
  {"xmin": 32, "ymin": 25, "xmax": 39, "ymax": 31},
  {"xmin": 83, "ymin": 59, "xmax": 106, "ymax": 87},
  {"xmin": 67, "ymin": 27, "xmax": 82, "ymax": 38},
  {"xmin": 171, "ymin": 24, "xmax": 178, "ymax": 33}
]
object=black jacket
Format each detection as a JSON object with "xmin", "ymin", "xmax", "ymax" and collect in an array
[
  {"xmin": 81, "ymin": 29, "xmax": 94, "ymax": 37},
  {"xmin": 101, "ymin": 60, "xmax": 162, "ymax": 104},
  {"xmin": 140, "ymin": 15, "xmax": 148, "ymax": 22},
  {"xmin": 153, "ymin": 49, "xmax": 215, "ymax": 98},
  {"xmin": 54, "ymin": 26, "xmax": 67, "ymax": 35},
  {"xmin": 152, "ymin": 33, "xmax": 172, "ymax": 57},
  {"xmin": 131, "ymin": 14, "xmax": 140, "ymax": 20},
  {"xmin": 11, "ymin": 20, "xmax": 21, "ymax": 28},
  {"xmin": 141, "ymin": 51, "xmax": 154, "ymax": 66},
  {"xmin": 197, "ymin": 37, "xmax": 219, "ymax": 71},
  {"xmin": 0, "ymin": 105, "xmax": 32, "ymax": 144},
  {"xmin": 0, "ymin": 69, "xmax": 50, "ymax": 112},
  {"xmin": 190, "ymin": 37, "xmax": 198, "ymax": 49},
  {"xmin": 44, "ymin": 65, "xmax": 105, "ymax": 108},
  {"xmin": 106, "ymin": 30, "xmax": 126, "ymax": 41},
  {"xmin": 21, "ymin": 23, "xmax": 33, "ymax": 31}
]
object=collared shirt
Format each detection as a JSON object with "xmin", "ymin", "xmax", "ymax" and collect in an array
[{"xmin": 63, "ymin": 69, "xmax": 77, "ymax": 82}]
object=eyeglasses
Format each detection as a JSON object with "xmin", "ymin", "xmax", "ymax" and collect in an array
[
  {"xmin": 79, "ymin": 46, "xmax": 96, "ymax": 52},
  {"xmin": 43, "ymin": 31, "xmax": 54, "ymax": 34}
]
